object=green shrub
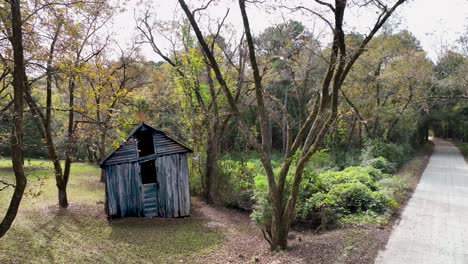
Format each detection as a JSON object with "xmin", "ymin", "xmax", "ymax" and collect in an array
[
  {"xmin": 334, "ymin": 148, "xmax": 362, "ymax": 169},
  {"xmin": 363, "ymin": 156, "xmax": 396, "ymax": 174},
  {"xmin": 250, "ymin": 174, "xmax": 273, "ymax": 225},
  {"xmin": 250, "ymin": 150, "xmax": 336, "ymax": 226},
  {"xmin": 399, "ymin": 142, "xmax": 415, "ymax": 161},
  {"xmin": 296, "ymin": 170, "xmax": 320, "ymax": 217},
  {"xmin": 361, "ymin": 140, "xmax": 400, "ymax": 164},
  {"xmin": 315, "ymin": 166, "xmax": 384, "ymax": 192},
  {"xmin": 369, "ymin": 190, "xmax": 398, "ymax": 212},
  {"xmin": 299, "ymin": 165, "xmax": 396, "ymax": 228},
  {"xmin": 458, "ymin": 143, "xmax": 468, "ymax": 157},
  {"xmin": 328, "ymin": 182, "xmax": 375, "ymax": 213},
  {"xmin": 188, "ymin": 160, "xmax": 203, "ymax": 196},
  {"xmin": 306, "ymin": 150, "xmax": 335, "ymax": 173},
  {"xmin": 340, "ymin": 211, "xmax": 389, "ymax": 225},
  {"xmin": 361, "ymin": 139, "xmax": 413, "ymax": 166},
  {"xmin": 301, "ymin": 192, "xmax": 340, "ymax": 227},
  {"xmin": 250, "ymin": 148, "xmax": 401, "ymax": 229},
  {"xmin": 296, "ymin": 150, "xmax": 335, "ymax": 214},
  {"xmin": 378, "ymin": 175, "xmax": 408, "ymax": 204},
  {"xmin": 217, "ymin": 159, "xmax": 258, "ymax": 210}
]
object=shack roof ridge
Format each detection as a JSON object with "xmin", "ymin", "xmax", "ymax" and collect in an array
[
  {"xmin": 138, "ymin": 122, "xmax": 193, "ymax": 153},
  {"xmin": 99, "ymin": 122, "xmax": 193, "ymax": 167}
]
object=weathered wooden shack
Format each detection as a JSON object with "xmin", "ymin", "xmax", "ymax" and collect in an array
[{"xmin": 100, "ymin": 122, "xmax": 193, "ymax": 218}]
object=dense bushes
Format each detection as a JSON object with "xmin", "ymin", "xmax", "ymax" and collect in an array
[
  {"xmin": 457, "ymin": 143, "xmax": 468, "ymax": 158},
  {"xmin": 363, "ymin": 156, "xmax": 396, "ymax": 174},
  {"xmin": 250, "ymin": 173, "xmax": 273, "ymax": 225},
  {"xmin": 224, "ymin": 141, "xmax": 415, "ymax": 229},
  {"xmin": 315, "ymin": 166, "xmax": 385, "ymax": 190},
  {"xmin": 250, "ymin": 151, "xmax": 398, "ymax": 228},
  {"xmin": 217, "ymin": 159, "xmax": 259, "ymax": 210},
  {"xmin": 296, "ymin": 140, "xmax": 414, "ymax": 228},
  {"xmin": 251, "ymin": 151, "xmax": 336, "ymax": 226},
  {"xmin": 298, "ymin": 166, "xmax": 397, "ymax": 228},
  {"xmin": 361, "ymin": 139, "xmax": 413, "ymax": 166}
]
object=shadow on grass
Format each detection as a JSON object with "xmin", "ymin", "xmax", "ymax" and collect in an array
[
  {"xmin": 0, "ymin": 203, "xmax": 222, "ymax": 263},
  {"xmin": 108, "ymin": 216, "xmax": 223, "ymax": 259}
]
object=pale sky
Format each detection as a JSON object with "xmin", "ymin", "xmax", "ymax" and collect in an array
[{"xmin": 111, "ymin": 0, "xmax": 468, "ymax": 62}]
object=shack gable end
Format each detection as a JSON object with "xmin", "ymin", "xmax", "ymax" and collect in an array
[
  {"xmin": 153, "ymin": 131, "xmax": 192, "ymax": 156},
  {"xmin": 100, "ymin": 122, "xmax": 192, "ymax": 167}
]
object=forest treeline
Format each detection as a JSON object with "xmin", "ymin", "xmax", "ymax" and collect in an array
[{"xmin": 1, "ymin": 0, "xmax": 468, "ymax": 250}]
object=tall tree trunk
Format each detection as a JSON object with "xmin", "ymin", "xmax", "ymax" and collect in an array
[
  {"xmin": 46, "ymin": 22, "xmax": 67, "ymax": 207},
  {"xmin": 203, "ymin": 127, "xmax": 219, "ymax": 204},
  {"xmin": 60, "ymin": 79, "xmax": 76, "ymax": 208},
  {"xmin": 358, "ymin": 120, "xmax": 362, "ymax": 147},
  {"xmin": 343, "ymin": 114, "xmax": 357, "ymax": 156},
  {"xmin": 282, "ymin": 87, "xmax": 289, "ymax": 154},
  {"xmin": 24, "ymin": 87, "xmax": 66, "ymax": 208},
  {"xmin": 22, "ymin": 19, "xmax": 66, "ymax": 208},
  {"xmin": 0, "ymin": 0, "xmax": 27, "ymax": 238},
  {"xmin": 99, "ymin": 130, "xmax": 106, "ymax": 183},
  {"xmin": 203, "ymin": 64, "xmax": 222, "ymax": 204},
  {"xmin": 86, "ymin": 144, "xmax": 95, "ymax": 163},
  {"xmin": 269, "ymin": 208, "xmax": 289, "ymax": 250}
]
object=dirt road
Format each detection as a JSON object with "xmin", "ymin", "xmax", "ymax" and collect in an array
[{"xmin": 375, "ymin": 139, "xmax": 468, "ymax": 264}]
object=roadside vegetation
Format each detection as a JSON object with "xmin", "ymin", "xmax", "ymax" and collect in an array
[
  {"xmin": 206, "ymin": 140, "xmax": 434, "ymax": 232},
  {"xmin": 456, "ymin": 142, "xmax": 468, "ymax": 161}
]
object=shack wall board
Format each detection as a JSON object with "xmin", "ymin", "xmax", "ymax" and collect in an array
[
  {"xmin": 105, "ymin": 162, "xmax": 143, "ymax": 217},
  {"xmin": 156, "ymin": 154, "xmax": 190, "ymax": 217}
]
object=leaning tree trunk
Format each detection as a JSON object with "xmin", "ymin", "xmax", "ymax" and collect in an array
[
  {"xmin": 45, "ymin": 21, "xmax": 66, "ymax": 199},
  {"xmin": 22, "ymin": 18, "xmax": 66, "ymax": 208},
  {"xmin": 0, "ymin": 0, "xmax": 27, "ymax": 238},
  {"xmin": 202, "ymin": 122, "xmax": 220, "ymax": 204}
]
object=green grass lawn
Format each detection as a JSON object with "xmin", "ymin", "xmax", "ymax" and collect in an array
[{"xmin": 0, "ymin": 159, "xmax": 222, "ymax": 263}]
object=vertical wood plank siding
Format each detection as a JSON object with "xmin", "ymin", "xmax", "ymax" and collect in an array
[
  {"xmin": 181, "ymin": 154, "xmax": 191, "ymax": 215},
  {"xmin": 156, "ymin": 154, "xmax": 190, "ymax": 217},
  {"xmin": 105, "ymin": 162, "xmax": 143, "ymax": 217}
]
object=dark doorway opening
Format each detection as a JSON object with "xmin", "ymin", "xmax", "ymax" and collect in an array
[
  {"xmin": 140, "ymin": 160, "xmax": 157, "ymax": 184},
  {"xmin": 135, "ymin": 129, "xmax": 155, "ymax": 157}
]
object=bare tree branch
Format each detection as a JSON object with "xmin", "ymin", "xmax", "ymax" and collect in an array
[
  {"xmin": 314, "ymin": 0, "xmax": 336, "ymax": 12},
  {"xmin": 0, "ymin": 179, "xmax": 15, "ymax": 192},
  {"xmin": 191, "ymin": 0, "xmax": 215, "ymax": 16},
  {"xmin": 280, "ymin": 5, "xmax": 333, "ymax": 31}
]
